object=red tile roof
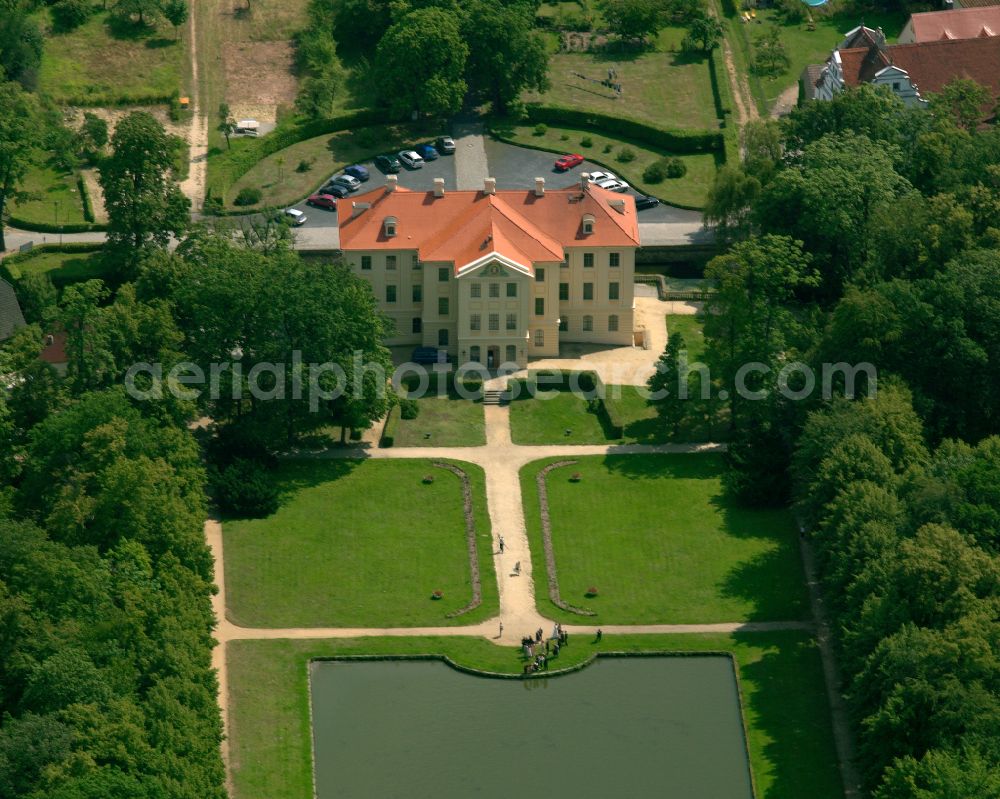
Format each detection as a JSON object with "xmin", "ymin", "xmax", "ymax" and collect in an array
[
  {"xmin": 338, "ymin": 183, "xmax": 640, "ymax": 274},
  {"xmin": 908, "ymin": 7, "xmax": 1000, "ymax": 41}
]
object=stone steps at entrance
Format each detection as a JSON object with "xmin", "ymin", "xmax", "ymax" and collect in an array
[{"xmin": 482, "ymin": 389, "xmax": 506, "ymax": 406}]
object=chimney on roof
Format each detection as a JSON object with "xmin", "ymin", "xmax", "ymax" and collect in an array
[
  {"xmin": 385, "ymin": 174, "xmax": 398, "ymax": 193},
  {"xmin": 534, "ymin": 177, "xmax": 545, "ymax": 197},
  {"xmin": 609, "ymin": 198, "xmax": 626, "ymax": 214},
  {"xmin": 484, "ymin": 177, "xmax": 496, "ymax": 195},
  {"xmin": 580, "ymin": 172, "xmax": 590, "ymax": 192},
  {"xmin": 433, "ymin": 177, "xmax": 445, "ymax": 198},
  {"xmin": 351, "ymin": 201, "xmax": 371, "ymax": 219}
]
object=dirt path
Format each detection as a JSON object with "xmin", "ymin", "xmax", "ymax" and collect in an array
[
  {"xmin": 709, "ymin": 1, "xmax": 758, "ymax": 128},
  {"xmin": 179, "ymin": 0, "xmax": 209, "ymax": 213},
  {"xmin": 770, "ymin": 83, "xmax": 799, "ymax": 118}
]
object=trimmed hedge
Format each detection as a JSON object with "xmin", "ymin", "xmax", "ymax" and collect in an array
[
  {"xmin": 1, "ymin": 243, "xmax": 108, "ymax": 287},
  {"xmin": 522, "ymin": 104, "xmax": 724, "ymax": 156},
  {"xmin": 380, "ymin": 405, "xmax": 399, "ymax": 448},
  {"xmin": 77, "ymin": 173, "xmax": 95, "ymax": 223},
  {"xmin": 5, "ymin": 216, "xmax": 107, "ymax": 233}
]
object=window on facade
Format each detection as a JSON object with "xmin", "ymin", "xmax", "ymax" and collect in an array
[
  {"xmin": 535, "ymin": 298, "xmax": 544, "ymax": 316},
  {"xmin": 583, "ymin": 253, "xmax": 594, "ymax": 268},
  {"xmin": 559, "ymin": 317, "xmax": 568, "ymax": 332},
  {"xmin": 506, "ymin": 345, "xmax": 517, "ymax": 362},
  {"xmin": 386, "ymin": 255, "xmax": 397, "ymax": 270},
  {"xmin": 507, "ymin": 282, "xmax": 517, "ymax": 298},
  {"xmin": 471, "ymin": 282, "xmax": 481, "ymax": 298},
  {"xmin": 386, "ymin": 285, "xmax": 397, "ymax": 303},
  {"xmin": 892, "ymin": 81, "xmax": 900, "ymax": 91},
  {"xmin": 438, "ymin": 328, "xmax": 449, "ymax": 346},
  {"xmin": 609, "ymin": 282, "xmax": 619, "ymax": 300},
  {"xmin": 488, "ymin": 313, "xmax": 500, "ymax": 331},
  {"xmin": 583, "ymin": 315, "xmax": 593, "ymax": 332},
  {"xmin": 412, "ymin": 253, "xmax": 420, "ymax": 269},
  {"xmin": 608, "ymin": 314, "xmax": 619, "ymax": 332},
  {"xmin": 609, "ymin": 252, "xmax": 620, "ymax": 267},
  {"xmin": 560, "ymin": 257, "xmax": 568, "ymax": 269},
  {"xmin": 506, "ymin": 313, "xmax": 517, "ymax": 331},
  {"xmin": 489, "ymin": 282, "xmax": 500, "ymax": 298},
  {"xmin": 534, "ymin": 329, "xmax": 544, "ymax": 346},
  {"xmin": 438, "ymin": 297, "xmax": 449, "ymax": 315},
  {"xmin": 412, "ymin": 317, "xmax": 422, "ymax": 333},
  {"xmin": 438, "ymin": 267, "xmax": 449, "ymax": 282},
  {"xmin": 559, "ymin": 283, "xmax": 569, "ymax": 301},
  {"xmin": 361, "ymin": 255, "xmax": 372, "ymax": 270},
  {"xmin": 583, "ymin": 283, "xmax": 594, "ymax": 300},
  {"xmin": 536, "ymin": 267, "xmax": 545, "ymax": 282},
  {"xmin": 470, "ymin": 313, "xmax": 481, "ymax": 331},
  {"xmin": 412, "ymin": 285, "xmax": 422, "ymax": 302},
  {"xmin": 470, "ymin": 345, "xmax": 481, "ymax": 363}
]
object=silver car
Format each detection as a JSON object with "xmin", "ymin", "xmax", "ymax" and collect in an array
[
  {"xmin": 330, "ymin": 174, "xmax": 361, "ymax": 192},
  {"xmin": 398, "ymin": 150, "xmax": 424, "ymax": 169},
  {"xmin": 596, "ymin": 177, "xmax": 630, "ymax": 193}
]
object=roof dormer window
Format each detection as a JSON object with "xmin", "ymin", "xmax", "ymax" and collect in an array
[
  {"xmin": 582, "ymin": 213, "xmax": 595, "ymax": 235},
  {"xmin": 384, "ymin": 216, "xmax": 398, "ymax": 238}
]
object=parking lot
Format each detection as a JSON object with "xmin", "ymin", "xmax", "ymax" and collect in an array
[{"xmin": 286, "ymin": 138, "xmax": 703, "ymax": 230}]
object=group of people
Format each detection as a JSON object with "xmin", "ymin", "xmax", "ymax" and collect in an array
[{"xmin": 520, "ymin": 624, "xmax": 571, "ymax": 674}]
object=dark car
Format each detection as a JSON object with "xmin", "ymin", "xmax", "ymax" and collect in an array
[
  {"xmin": 375, "ymin": 154, "xmax": 402, "ymax": 173},
  {"xmin": 319, "ymin": 182, "xmax": 350, "ymax": 198},
  {"xmin": 412, "ymin": 347, "xmax": 442, "ymax": 365},
  {"xmin": 554, "ymin": 153, "xmax": 584, "ymax": 171},
  {"xmin": 417, "ymin": 143, "xmax": 439, "ymax": 161},
  {"xmin": 306, "ymin": 193, "xmax": 338, "ymax": 210},
  {"xmin": 436, "ymin": 136, "xmax": 456, "ymax": 154},
  {"xmin": 344, "ymin": 164, "xmax": 370, "ymax": 182},
  {"xmin": 634, "ymin": 194, "xmax": 660, "ymax": 211}
]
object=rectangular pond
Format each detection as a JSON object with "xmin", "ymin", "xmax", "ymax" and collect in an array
[{"xmin": 310, "ymin": 656, "xmax": 754, "ymax": 798}]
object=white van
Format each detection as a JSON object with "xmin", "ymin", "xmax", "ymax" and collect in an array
[{"xmin": 235, "ymin": 119, "xmax": 259, "ymax": 136}]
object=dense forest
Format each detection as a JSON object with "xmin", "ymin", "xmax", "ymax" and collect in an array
[{"xmin": 691, "ymin": 85, "xmax": 1000, "ymax": 795}]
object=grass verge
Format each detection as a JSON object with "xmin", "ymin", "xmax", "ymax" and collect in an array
[{"xmin": 393, "ymin": 395, "xmax": 487, "ymax": 448}]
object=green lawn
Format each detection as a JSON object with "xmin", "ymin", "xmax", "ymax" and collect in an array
[
  {"xmin": 667, "ymin": 313, "xmax": 707, "ymax": 361},
  {"xmin": 524, "ymin": 38, "xmax": 721, "ymax": 131},
  {"xmin": 7, "ymin": 156, "xmax": 88, "ymax": 228},
  {"xmin": 223, "ymin": 124, "xmax": 429, "ymax": 209},
  {"xmin": 222, "ymin": 459, "xmax": 497, "ymax": 627},
  {"xmin": 36, "ymin": 10, "xmax": 187, "ymax": 105},
  {"xmin": 1, "ymin": 249, "xmax": 109, "ymax": 287},
  {"xmin": 497, "ymin": 125, "xmax": 718, "ymax": 208},
  {"xmin": 227, "ymin": 631, "xmax": 842, "ymax": 799},
  {"xmin": 522, "ymin": 454, "xmax": 809, "ymax": 623},
  {"xmin": 393, "ymin": 395, "xmax": 487, "ymax": 447}
]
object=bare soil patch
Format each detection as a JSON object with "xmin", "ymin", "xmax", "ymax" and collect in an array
[{"xmin": 222, "ymin": 40, "xmax": 297, "ymax": 122}]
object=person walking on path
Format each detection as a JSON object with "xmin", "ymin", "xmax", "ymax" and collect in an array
[
  {"xmin": 499, "ymin": 536, "xmax": 505, "ymax": 554},
  {"xmin": 595, "ymin": 628, "xmax": 603, "ymax": 643},
  {"xmin": 499, "ymin": 621, "xmax": 503, "ymax": 639}
]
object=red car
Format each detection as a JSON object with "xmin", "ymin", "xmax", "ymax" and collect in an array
[
  {"xmin": 554, "ymin": 153, "xmax": 584, "ymax": 171},
  {"xmin": 306, "ymin": 193, "xmax": 338, "ymax": 210}
]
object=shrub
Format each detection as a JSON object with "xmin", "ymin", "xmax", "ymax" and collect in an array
[
  {"xmin": 431, "ymin": 589, "xmax": 443, "ymax": 599},
  {"xmin": 580, "ymin": 136, "xmax": 593, "ymax": 147},
  {"xmin": 603, "ymin": 143, "xmax": 613, "ymax": 153},
  {"xmin": 295, "ymin": 158, "xmax": 313, "ymax": 173},
  {"xmin": 399, "ymin": 397, "xmax": 419, "ymax": 420},
  {"xmin": 616, "ymin": 147, "xmax": 636, "ymax": 163},
  {"xmin": 533, "ymin": 123, "xmax": 548, "ymax": 136},
  {"xmin": 52, "ymin": 0, "xmax": 91, "ymax": 31},
  {"xmin": 234, "ymin": 187, "xmax": 263, "ymax": 206},
  {"xmin": 212, "ymin": 459, "xmax": 279, "ymax": 518},
  {"xmin": 380, "ymin": 405, "xmax": 399, "ymax": 447},
  {"xmin": 665, "ymin": 156, "xmax": 687, "ymax": 178},
  {"xmin": 423, "ymin": 474, "xmax": 435, "ymax": 484},
  {"xmin": 560, "ymin": 133, "xmax": 569, "ymax": 141},
  {"xmin": 585, "ymin": 586, "xmax": 599, "ymax": 597},
  {"xmin": 643, "ymin": 157, "xmax": 686, "ymax": 183}
]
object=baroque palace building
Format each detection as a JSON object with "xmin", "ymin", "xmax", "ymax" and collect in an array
[{"xmin": 337, "ymin": 174, "xmax": 641, "ymax": 369}]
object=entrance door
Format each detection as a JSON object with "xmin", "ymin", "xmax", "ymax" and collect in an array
[{"xmin": 487, "ymin": 346, "xmax": 498, "ymax": 369}]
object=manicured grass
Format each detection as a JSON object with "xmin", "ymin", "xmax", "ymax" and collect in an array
[
  {"xmin": 227, "ymin": 631, "xmax": 842, "ymax": 799},
  {"xmin": 36, "ymin": 10, "xmax": 187, "ymax": 105},
  {"xmin": 224, "ymin": 124, "xmax": 427, "ymax": 209},
  {"xmin": 7, "ymin": 157, "xmax": 88, "ymax": 228},
  {"xmin": 498, "ymin": 124, "xmax": 718, "ymax": 208},
  {"xmin": 522, "ymin": 454, "xmax": 809, "ymax": 623},
  {"xmin": 666, "ymin": 313, "xmax": 707, "ymax": 361},
  {"xmin": 393, "ymin": 395, "xmax": 487, "ymax": 448},
  {"xmin": 1, "ymin": 250, "xmax": 110, "ymax": 287},
  {"xmin": 222, "ymin": 459, "xmax": 497, "ymax": 627},
  {"xmin": 524, "ymin": 41, "xmax": 720, "ymax": 131}
]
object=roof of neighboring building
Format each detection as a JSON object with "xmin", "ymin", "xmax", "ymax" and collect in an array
[
  {"xmin": 801, "ymin": 63, "xmax": 825, "ymax": 95},
  {"xmin": 0, "ymin": 279, "xmax": 27, "ymax": 342},
  {"xmin": 338, "ymin": 183, "xmax": 641, "ymax": 274},
  {"xmin": 907, "ymin": 6, "xmax": 1000, "ymax": 40},
  {"xmin": 838, "ymin": 35, "xmax": 1000, "ymax": 100},
  {"xmin": 957, "ymin": 0, "xmax": 1000, "ymax": 9}
]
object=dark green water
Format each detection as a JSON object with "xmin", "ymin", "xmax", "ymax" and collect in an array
[{"xmin": 310, "ymin": 656, "xmax": 754, "ymax": 799}]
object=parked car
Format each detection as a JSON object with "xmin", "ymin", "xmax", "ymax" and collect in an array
[
  {"xmin": 587, "ymin": 170, "xmax": 616, "ymax": 183},
  {"xmin": 596, "ymin": 177, "xmax": 630, "ymax": 193},
  {"xmin": 306, "ymin": 193, "xmax": 338, "ymax": 210},
  {"xmin": 436, "ymin": 136, "xmax": 456, "ymax": 154},
  {"xmin": 344, "ymin": 164, "xmax": 370, "ymax": 182},
  {"xmin": 320, "ymin": 182, "xmax": 350, "ymax": 198},
  {"xmin": 398, "ymin": 150, "xmax": 424, "ymax": 169},
  {"xmin": 329, "ymin": 174, "xmax": 361, "ymax": 192},
  {"xmin": 418, "ymin": 143, "xmax": 439, "ymax": 161},
  {"xmin": 412, "ymin": 347, "xmax": 442, "ymax": 364},
  {"xmin": 282, "ymin": 208, "xmax": 307, "ymax": 226},
  {"xmin": 554, "ymin": 153, "xmax": 584, "ymax": 171},
  {"xmin": 634, "ymin": 194, "xmax": 660, "ymax": 211},
  {"xmin": 375, "ymin": 154, "xmax": 402, "ymax": 173},
  {"xmin": 235, "ymin": 119, "xmax": 259, "ymax": 136}
]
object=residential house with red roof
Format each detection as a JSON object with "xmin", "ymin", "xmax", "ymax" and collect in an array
[
  {"xmin": 337, "ymin": 175, "xmax": 641, "ymax": 367},
  {"xmin": 898, "ymin": 6, "xmax": 1000, "ymax": 43}
]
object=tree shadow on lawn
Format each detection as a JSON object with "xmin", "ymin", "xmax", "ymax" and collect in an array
[
  {"xmin": 720, "ymin": 545, "xmax": 807, "ymax": 621},
  {"xmin": 732, "ymin": 631, "xmax": 842, "ymax": 799},
  {"xmin": 600, "ymin": 451, "xmax": 724, "ymax": 480},
  {"xmin": 270, "ymin": 458, "xmax": 362, "ymax": 508}
]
